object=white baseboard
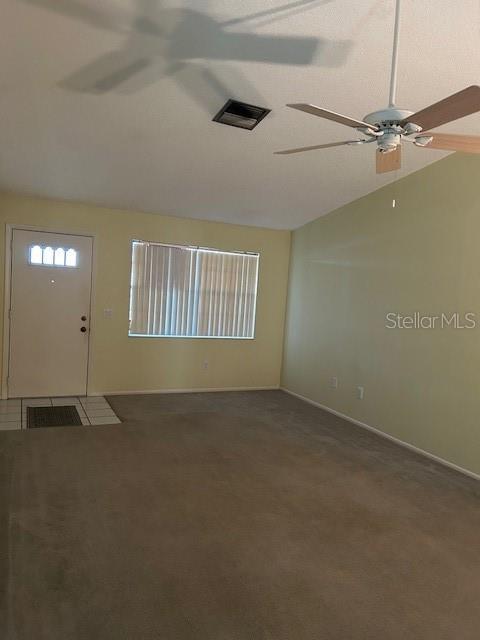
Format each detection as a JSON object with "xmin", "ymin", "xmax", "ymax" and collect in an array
[
  {"xmin": 90, "ymin": 385, "xmax": 279, "ymax": 397},
  {"xmin": 281, "ymin": 387, "xmax": 480, "ymax": 482}
]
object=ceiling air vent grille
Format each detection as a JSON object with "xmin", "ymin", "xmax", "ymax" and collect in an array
[{"xmin": 213, "ymin": 99, "xmax": 271, "ymax": 130}]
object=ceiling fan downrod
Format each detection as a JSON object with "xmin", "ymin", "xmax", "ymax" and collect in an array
[{"xmin": 388, "ymin": 0, "xmax": 402, "ymax": 108}]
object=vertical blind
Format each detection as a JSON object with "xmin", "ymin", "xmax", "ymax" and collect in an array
[{"xmin": 129, "ymin": 241, "xmax": 259, "ymax": 338}]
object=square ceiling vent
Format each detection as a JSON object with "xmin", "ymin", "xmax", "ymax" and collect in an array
[{"xmin": 213, "ymin": 99, "xmax": 271, "ymax": 131}]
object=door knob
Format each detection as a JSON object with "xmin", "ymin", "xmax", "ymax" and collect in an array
[{"xmin": 80, "ymin": 326, "xmax": 87, "ymax": 333}]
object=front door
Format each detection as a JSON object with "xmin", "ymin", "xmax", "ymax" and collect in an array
[{"xmin": 8, "ymin": 229, "xmax": 93, "ymax": 398}]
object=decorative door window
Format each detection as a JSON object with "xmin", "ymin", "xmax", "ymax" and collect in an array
[{"xmin": 29, "ymin": 245, "xmax": 78, "ymax": 267}]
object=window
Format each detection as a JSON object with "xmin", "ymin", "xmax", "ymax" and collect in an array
[
  {"xmin": 129, "ymin": 241, "xmax": 259, "ymax": 338},
  {"xmin": 29, "ymin": 245, "xmax": 43, "ymax": 264},
  {"xmin": 29, "ymin": 245, "xmax": 78, "ymax": 267}
]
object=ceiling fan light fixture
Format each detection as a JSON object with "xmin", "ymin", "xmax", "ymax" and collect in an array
[
  {"xmin": 378, "ymin": 132, "xmax": 401, "ymax": 152},
  {"xmin": 414, "ymin": 136, "xmax": 434, "ymax": 147},
  {"xmin": 404, "ymin": 122, "xmax": 423, "ymax": 135}
]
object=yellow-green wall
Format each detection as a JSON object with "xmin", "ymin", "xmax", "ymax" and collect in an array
[
  {"xmin": 282, "ymin": 153, "xmax": 480, "ymax": 476},
  {"xmin": 0, "ymin": 193, "xmax": 290, "ymax": 394}
]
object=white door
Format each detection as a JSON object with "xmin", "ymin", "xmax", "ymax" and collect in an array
[{"xmin": 8, "ymin": 229, "xmax": 93, "ymax": 398}]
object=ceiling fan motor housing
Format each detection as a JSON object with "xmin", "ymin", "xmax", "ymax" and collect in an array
[
  {"xmin": 363, "ymin": 108, "xmax": 415, "ymax": 152},
  {"xmin": 363, "ymin": 108, "xmax": 414, "ymax": 127}
]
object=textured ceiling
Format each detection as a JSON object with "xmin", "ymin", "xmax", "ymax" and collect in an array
[{"xmin": 0, "ymin": 0, "xmax": 479, "ymax": 229}]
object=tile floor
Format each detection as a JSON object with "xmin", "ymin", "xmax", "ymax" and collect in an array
[{"xmin": 0, "ymin": 396, "xmax": 121, "ymax": 431}]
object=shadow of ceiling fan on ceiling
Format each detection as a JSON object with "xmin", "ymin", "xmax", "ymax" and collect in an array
[{"xmin": 23, "ymin": 0, "xmax": 354, "ymax": 112}]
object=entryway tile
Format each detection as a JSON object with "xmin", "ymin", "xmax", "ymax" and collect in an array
[
  {"xmin": 84, "ymin": 408, "xmax": 116, "ymax": 418},
  {"xmin": 0, "ymin": 422, "xmax": 22, "ymax": 431},
  {"xmin": 80, "ymin": 397, "xmax": 110, "ymax": 407},
  {"xmin": 12, "ymin": 395, "xmax": 120, "ymax": 428},
  {"xmin": 0, "ymin": 412, "xmax": 21, "ymax": 422},
  {"xmin": 89, "ymin": 416, "xmax": 121, "ymax": 425},
  {"xmin": 0, "ymin": 404, "xmax": 22, "ymax": 415},
  {"xmin": 51, "ymin": 397, "xmax": 79, "ymax": 405},
  {"xmin": 22, "ymin": 398, "xmax": 52, "ymax": 406}
]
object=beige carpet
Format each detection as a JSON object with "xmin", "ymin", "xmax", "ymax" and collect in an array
[{"xmin": 1, "ymin": 390, "xmax": 479, "ymax": 639}]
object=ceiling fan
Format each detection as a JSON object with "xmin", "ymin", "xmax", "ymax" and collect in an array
[{"xmin": 275, "ymin": 0, "xmax": 480, "ymax": 173}]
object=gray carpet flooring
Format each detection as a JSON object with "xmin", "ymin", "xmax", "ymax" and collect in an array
[{"xmin": 1, "ymin": 390, "xmax": 479, "ymax": 639}]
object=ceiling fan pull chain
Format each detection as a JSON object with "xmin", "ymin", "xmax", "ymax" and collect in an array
[{"xmin": 388, "ymin": 0, "xmax": 402, "ymax": 107}]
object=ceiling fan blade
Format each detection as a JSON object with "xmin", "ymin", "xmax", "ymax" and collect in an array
[
  {"xmin": 376, "ymin": 147, "xmax": 401, "ymax": 174},
  {"xmin": 418, "ymin": 132, "xmax": 480, "ymax": 153},
  {"xmin": 402, "ymin": 85, "xmax": 480, "ymax": 131},
  {"xmin": 274, "ymin": 140, "xmax": 367, "ymax": 155},
  {"xmin": 287, "ymin": 104, "xmax": 378, "ymax": 130}
]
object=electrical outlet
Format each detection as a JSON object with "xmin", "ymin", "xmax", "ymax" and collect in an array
[
  {"xmin": 357, "ymin": 386, "xmax": 365, "ymax": 400},
  {"xmin": 331, "ymin": 377, "xmax": 338, "ymax": 390},
  {"xmin": 203, "ymin": 360, "xmax": 209, "ymax": 370},
  {"xmin": 104, "ymin": 308, "xmax": 113, "ymax": 319}
]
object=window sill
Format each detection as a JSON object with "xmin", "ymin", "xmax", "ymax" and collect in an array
[{"xmin": 128, "ymin": 334, "xmax": 255, "ymax": 340}]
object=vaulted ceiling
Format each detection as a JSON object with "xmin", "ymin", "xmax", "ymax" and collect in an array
[{"xmin": 1, "ymin": 0, "xmax": 479, "ymax": 229}]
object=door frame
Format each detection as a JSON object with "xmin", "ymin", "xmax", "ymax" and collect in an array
[{"xmin": 2, "ymin": 224, "xmax": 97, "ymax": 399}]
